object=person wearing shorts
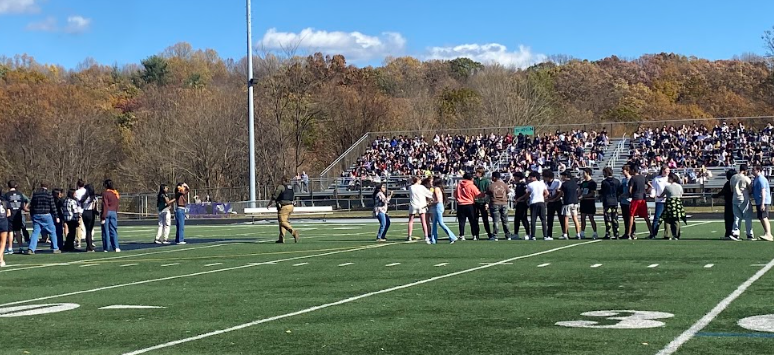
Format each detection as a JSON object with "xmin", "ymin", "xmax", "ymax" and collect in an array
[
  {"xmin": 4, "ymin": 180, "xmax": 30, "ymax": 254},
  {"xmin": 557, "ymin": 171, "xmax": 581, "ymax": 239},
  {"xmin": 752, "ymin": 165, "xmax": 773, "ymax": 241},
  {"xmin": 627, "ymin": 165, "xmax": 653, "ymax": 239},
  {"xmin": 408, "ymin": 176, "xmax": 433, "ymax": 242},
  {"xmin": 0, "ymin": 192, "xmax": 10, "ymax": 267}
]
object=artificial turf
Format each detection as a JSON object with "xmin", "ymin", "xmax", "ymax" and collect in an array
[{"xmin": 0, "ymin": 219, "xmax": 773, "ymax": 355}]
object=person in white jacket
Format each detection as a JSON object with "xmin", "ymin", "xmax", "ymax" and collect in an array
[{"xmin": 407, "ymin": 176, "xmax": 434, "ymax": 243}]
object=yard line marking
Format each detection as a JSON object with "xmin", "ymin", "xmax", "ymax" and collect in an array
[
  {"xmin": 120, "ymin": 264, "xmax": 138, "ymax": 267},
  {"xmin": 204, "ymin": 263, "xmax": 223, "ymax": 267},
  {"xmin": 100, "ymin": 305, "xmax": 166, "ymax": 310},
  {"xmin": 122, "ymin": 240, "xmax": 600, "ymax": 355},
  {"xmin": 480, "ymin": 262, "xmax": 512, "ymax": 265},
  {"xmin": 79, "ymin": 264, "xmax": 99, "ymax": 268},
  {"xmin": 337, "ymin": 263, "xmax": 354, "ymax": 267},
  {"xmin": 161, "ymin": 263, "xmax": 179, "ymax": 267},
  {"xmin": 0, "ymin": 243, "xmax": 400, "ymax": 308},
  {"xmin": 750, "ymin": 264, "xmax": 766, "ymax": 267},
  {"xmin": 385, "ymin": 263, "xmax": 401, "ymax": 267},
  {"xmin": 648, "ymin": 264, "xmax": 659, "ymax": 268},
  {"xmin": 591, "ymin": 264, "xmax": 602, "ymax": 268},
  {"xmin": 704, "ymin": 264, "xmax": 714, "ymax": 268},
  {"xmin": 434, "ymin": 263, "xmax": 448, "ymax": 267},
  {"xmin": 292, "ymin": 263, "xmax": 308, "ymax": 267},
  {"xmin": 0, "ymin": 244, "xmax": 227, "ymax": 274},
  {"xmin": 537, "ymin": 263, "xmax": 551, "ymax": 268},
  {"xmin": 654, "ymin": 256, "xmax": 774, "ymax": 355}
]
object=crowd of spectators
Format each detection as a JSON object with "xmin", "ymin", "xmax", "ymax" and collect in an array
[
  {"xmin": 628, "ymin": 122, "xmax": 774, "ymax": 180},
  {"xmin": 340, "ymin": 130, "xmax": 610, "ymax": 190}
]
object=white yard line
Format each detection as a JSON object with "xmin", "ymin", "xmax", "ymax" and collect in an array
[
  {"xmin": 337, "ymin": 263, "xmax": 354, "ymax": 267},
  {"xmin": 204, "ymin": 263, "xmax": 223, "ymax": 267},
  {"xmin": 654, "ymin": 257, "xmax": 774, "ymax": 355},
  {"xmin": 704, "ymin": 264, "xmax": 714, "ymax": 268},
  {"xmin": 537, "ymin": 263, "xmax": 551, "ymax": 267},
  {"xmin": 433, "ymin": 263, "xmax": 448, "ymax": 267},
  {"xmin": 648, "ymin": 264, "xmax": 660, "ymax": 268},
  {"xmin": 0, "ymin": 244, "xmax": 227, "ymax": 274},
  {"xmin": 0, "ymin": 243, "xmax": 398, "ymax": 308},
  {"xmin": 591, "ymin": 264, "xmax": 602, "ymax": 268},
  {"xmin": 385, "ymin": 263, "xmax": 401, "ymax": 267},
  {"xmin": 292, "ymin": 263, "xmax": 308, "ymax": 267},
  {"xmin": 119, "ymin": 264, "xmax": 138, "ymax": 268},
  {"xmin": 122, "ymin": 240, "xmax": 600, "ymax": 355},
  {"xmin": 161, "ymin": 263, "xmax": 179, "ymax": 267},
  {"xmin": 79, "ymin": 264, "xmax": 99, "ymax": 268}
]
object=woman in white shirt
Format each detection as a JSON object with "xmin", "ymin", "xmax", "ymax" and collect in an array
[{"xmin": 408, "ymin": 176, "xmax": 434, "ymax": 242}]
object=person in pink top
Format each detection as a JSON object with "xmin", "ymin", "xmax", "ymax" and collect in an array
[{"xmin": 454, "ymin": 173, "xmax": 481, "ymax": 241}]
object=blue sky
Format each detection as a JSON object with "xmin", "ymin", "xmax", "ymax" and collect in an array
[{"xmin": 1, "ymin": 0, "xmax": 773, "ymax": 69}]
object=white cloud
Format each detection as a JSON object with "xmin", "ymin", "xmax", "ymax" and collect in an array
[
  {"xmin": 257, "ymin": 28, "xmax": 406, "ymax": 63},
  {"xmin": 426, "ymin": 43, "xmax": 546, "ymax": 69},
  {"xmin": 0, "ymin": 0, "xmax": 38, "ymax": 14},
  {"xmin": 26, "ymin": 15, "xmax": 91, "ymax": 34},
  {"xmin": 25, "ymin": 15, "xmax": 56, "ymax": 31},
  {"xmin": 65, "ymin": 15, "xmax": 91, "ymax": 33}
]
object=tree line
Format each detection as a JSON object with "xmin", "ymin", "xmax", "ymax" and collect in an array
[{"xmin": 1, "ymin": 40, "xmax": 773, "ymax": 201}]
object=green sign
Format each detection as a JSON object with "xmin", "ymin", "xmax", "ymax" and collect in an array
[{"xmin": 513, "ymin": 126, "xmax": 535, "ymax": 136}]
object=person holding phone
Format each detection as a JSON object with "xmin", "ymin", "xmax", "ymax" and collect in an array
[{"xmin": 373, "ymin": 183, "xmax": 392, "ymax": 242}]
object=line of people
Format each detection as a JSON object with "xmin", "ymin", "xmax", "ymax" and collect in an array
[
  {"xmin": 371, "ymin": 164, "xmax": 774, "ymax": 243},
  {"xmin": 0, "ymin": 179, "xmax": 122, "ymax": 268}
]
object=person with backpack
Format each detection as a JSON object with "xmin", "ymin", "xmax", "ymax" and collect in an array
[
  {"xmin": 372, "ymin": 183, "xmax": 392, "ymax": 242},
  {"xmin": 270, "ymin": 177, "xmax": 299, "ymax": 243},
  {"xmin": 486, "ymin": 172, "xmax": 510, "ymax": 241},
  {"xmin": 600, "ymin": 167, "xmax": 622, "ymax": 239},
  {"xmin": 155, "ymin": 184, "xmax": 174, "ymax": 244}
]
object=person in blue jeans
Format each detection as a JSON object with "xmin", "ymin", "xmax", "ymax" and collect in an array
[
  {"xmin": 649, "ymin": 166, "xmax": 670, "ymax": 239},
  {"xmin": 101, "ymin": 179, "xmax": 121, "ymax": 252},
  {"xmin": 430, "ymin": 178, "xmax": 457, "ymax": 244},
  {"xmin": 174, "ymin": 183, "xmax": 189, "ymax": 244},
  {"xmin": 372, "ymin": 184, "xmax": 392, "ymax": 241},
  {"xmin": 26, "ymin": 182, "xmax": 61, "ymax": 254}
]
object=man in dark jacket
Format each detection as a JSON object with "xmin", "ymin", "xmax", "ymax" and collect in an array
[
  {"xmin": 271, "ymin": 177, "xmax": 299, "ymax": 243},
  {"xmin": 600, "ymin": 167, "xmax": 622, "ymax": 239},
  {"xmin": 473, "ymin": 168, "xmax": 492, "ymax": 240},
  {"xmin": 27, "ymin": 182, "xmax": 60, "ymax": 254},
  {"xmin": 713, "ymin": 169, "xmax": 736, "ymax": 240}
]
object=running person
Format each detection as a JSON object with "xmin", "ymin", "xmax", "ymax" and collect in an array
[
  {"xmin": 579, "ymin": 168, "xmax": 598, "ymax": 239},
  {"xmin": 600, "ymin": 167, "xmax": 622, "ymax": 239}
]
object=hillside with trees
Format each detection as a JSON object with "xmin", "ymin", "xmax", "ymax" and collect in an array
[{"xmin": 1, "ymin": 39, "xmax": 774, "ymax": 198}]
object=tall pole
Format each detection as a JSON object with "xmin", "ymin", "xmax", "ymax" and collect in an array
[{"xmin": 247, "ymin": 0, "xmax": 256, "ymax": 208}]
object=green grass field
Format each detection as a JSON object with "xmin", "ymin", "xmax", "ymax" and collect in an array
[{"xmin": 1, "ymin": 218, "xmax": 773, "ymax": 355}]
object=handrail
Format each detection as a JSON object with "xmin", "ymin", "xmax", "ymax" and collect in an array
[{"xmin": 319, "ymin": 132, "xmax": 371, "ymax": 178}]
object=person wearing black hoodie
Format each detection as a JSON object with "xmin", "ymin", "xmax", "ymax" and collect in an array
[{"xmin": 712, "ymin": 169, "xmax": 736, "ymax": 240}]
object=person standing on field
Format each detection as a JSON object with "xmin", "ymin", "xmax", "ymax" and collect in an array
[
  {"xmin": 174, "ymin": 182, "xmax": 190, "ymax": 245},
  {"xmin": 62, "ymin": 189, "xmax": 81, "ymax": 251},
  {"xmin": 712, "ymin": 170, "xmax": 736, "ymax": 240},
  {"xmin": 27, "ymin": 182, "xmax": 60, "ymax": 255},
  {"xmin": 619, "ymin": 166, "xmax": 637, "ymax": 239},
  {"xmin": 155, "ymin": 184, "xmax": 174, "ymax": 244},
  {"xmin": 373, "ymin": 183, "xmax": 392, "ymax": 242},
  {"xmin": 74, "ymin": 179, "xmax": 87, "ymax": 248},
  {"xmin": 431, "ymin": 177, "xmax": 457, "ymax": 244},
  {"xmin": 730, "ymin": 165, "xmax": 754, "ymax": 241},
  {"xmin": 579, "ymin": 168, "xmax": 598, "ymax": 239},
  {"xmin": 557, "ymin": 171, "xmax": 581, "ymax": 240},
  {"xmin": 473, "ymin": 168, "xmax": 493, "ymax": 240},
  {"xmin": 600, "ymin": 167, "xmax": 622, "ymax": 239},
  {"xmin": 649, "ymin": 166, "xmax": 670, "ymax": 239},
  {"xmin": 270, "ymin": 177, "xmax": 299, "ymax": 243},
  {"xmin": 627, "ymin": 165, "xmax": 653, "ymax": 240},
  {"xmin": 455, "ymin": 173, "xmax": 481, "ymax": 241},
  {"xmin": 526, "ymin": 171, "xmax": 550, "ymax": 241},
  {"xmin": 752, "ymin": 166, "xmax": 773, "ymax": 241},
  {"xmin": 511, "ymin": 172, "xmax": 531, "ymax": 240},
  {"xmin": 486, "ymin": 172, "xmax": 510, "ymax": 241},
  {"xmin": 4, "ymin": 181, "xmax": 30, "ymax": 254},
  {"xmin": 81, "ymin": 184, "xmax": 97, "ymax": 252},
  {"xmin": 0, "ymin": 191, "xmax": 10, "ymax": 267},
  {"xmin": 407, "ymin": 176, "xmax": 433, "ymax": 242},
  {"xmin": 543, "ymin": 170, "xmax": 565, "ymax": 239},
  {"xmin": 101, "ymin": 179, "xmax": 121, "ymax": 252}
]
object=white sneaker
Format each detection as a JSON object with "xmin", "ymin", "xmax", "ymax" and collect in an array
[
  {"xmin": 115, "ymin": 248, "xmax": 121, "ymax": 253},
  {"xmin": 728, "ymin": 235, "xmax": 740, "ymax": 241},
  {"xmin": 425, "ymin": 238, "xmax": 431, "ymax": 245},
  {"xmin": 576, "ymin": 234, "xmax": 582, "ymax": 240},
  {"xmin": 472, "ymin": 236, "xmax": 479, "ymax": 241},
  {"xmin": 459, "ymin": 236, "xmax": 466, "ymax": 241},
  {"xmin": 559, "ymin": 234, "xmax": 568, "ymax": 240},
  {"xmin": 162, "ymin": 241, "xmax": 171, "ymax": 245},
  {"xmin": 177, "ymin": 241, "xmax": 187, "ymax": 245},
  {"xmin": 544, "ymin": 237, "xmax": 554, "ymax": 241},
  {"xmin": 154, "ymin": 240, "xmax": 162, "ymax": 245},
  {"xmin": 0, "ymin": 261, "xmax": 6, "ymax": 267},
  {"xmin": 761, "ymin": 234, "xmax": 774, "ymax": 242}
]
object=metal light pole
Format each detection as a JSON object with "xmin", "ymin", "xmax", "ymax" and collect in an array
[{"xmin": 247, "ymin": 0, "xmax": 257, "ymax": 208}]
